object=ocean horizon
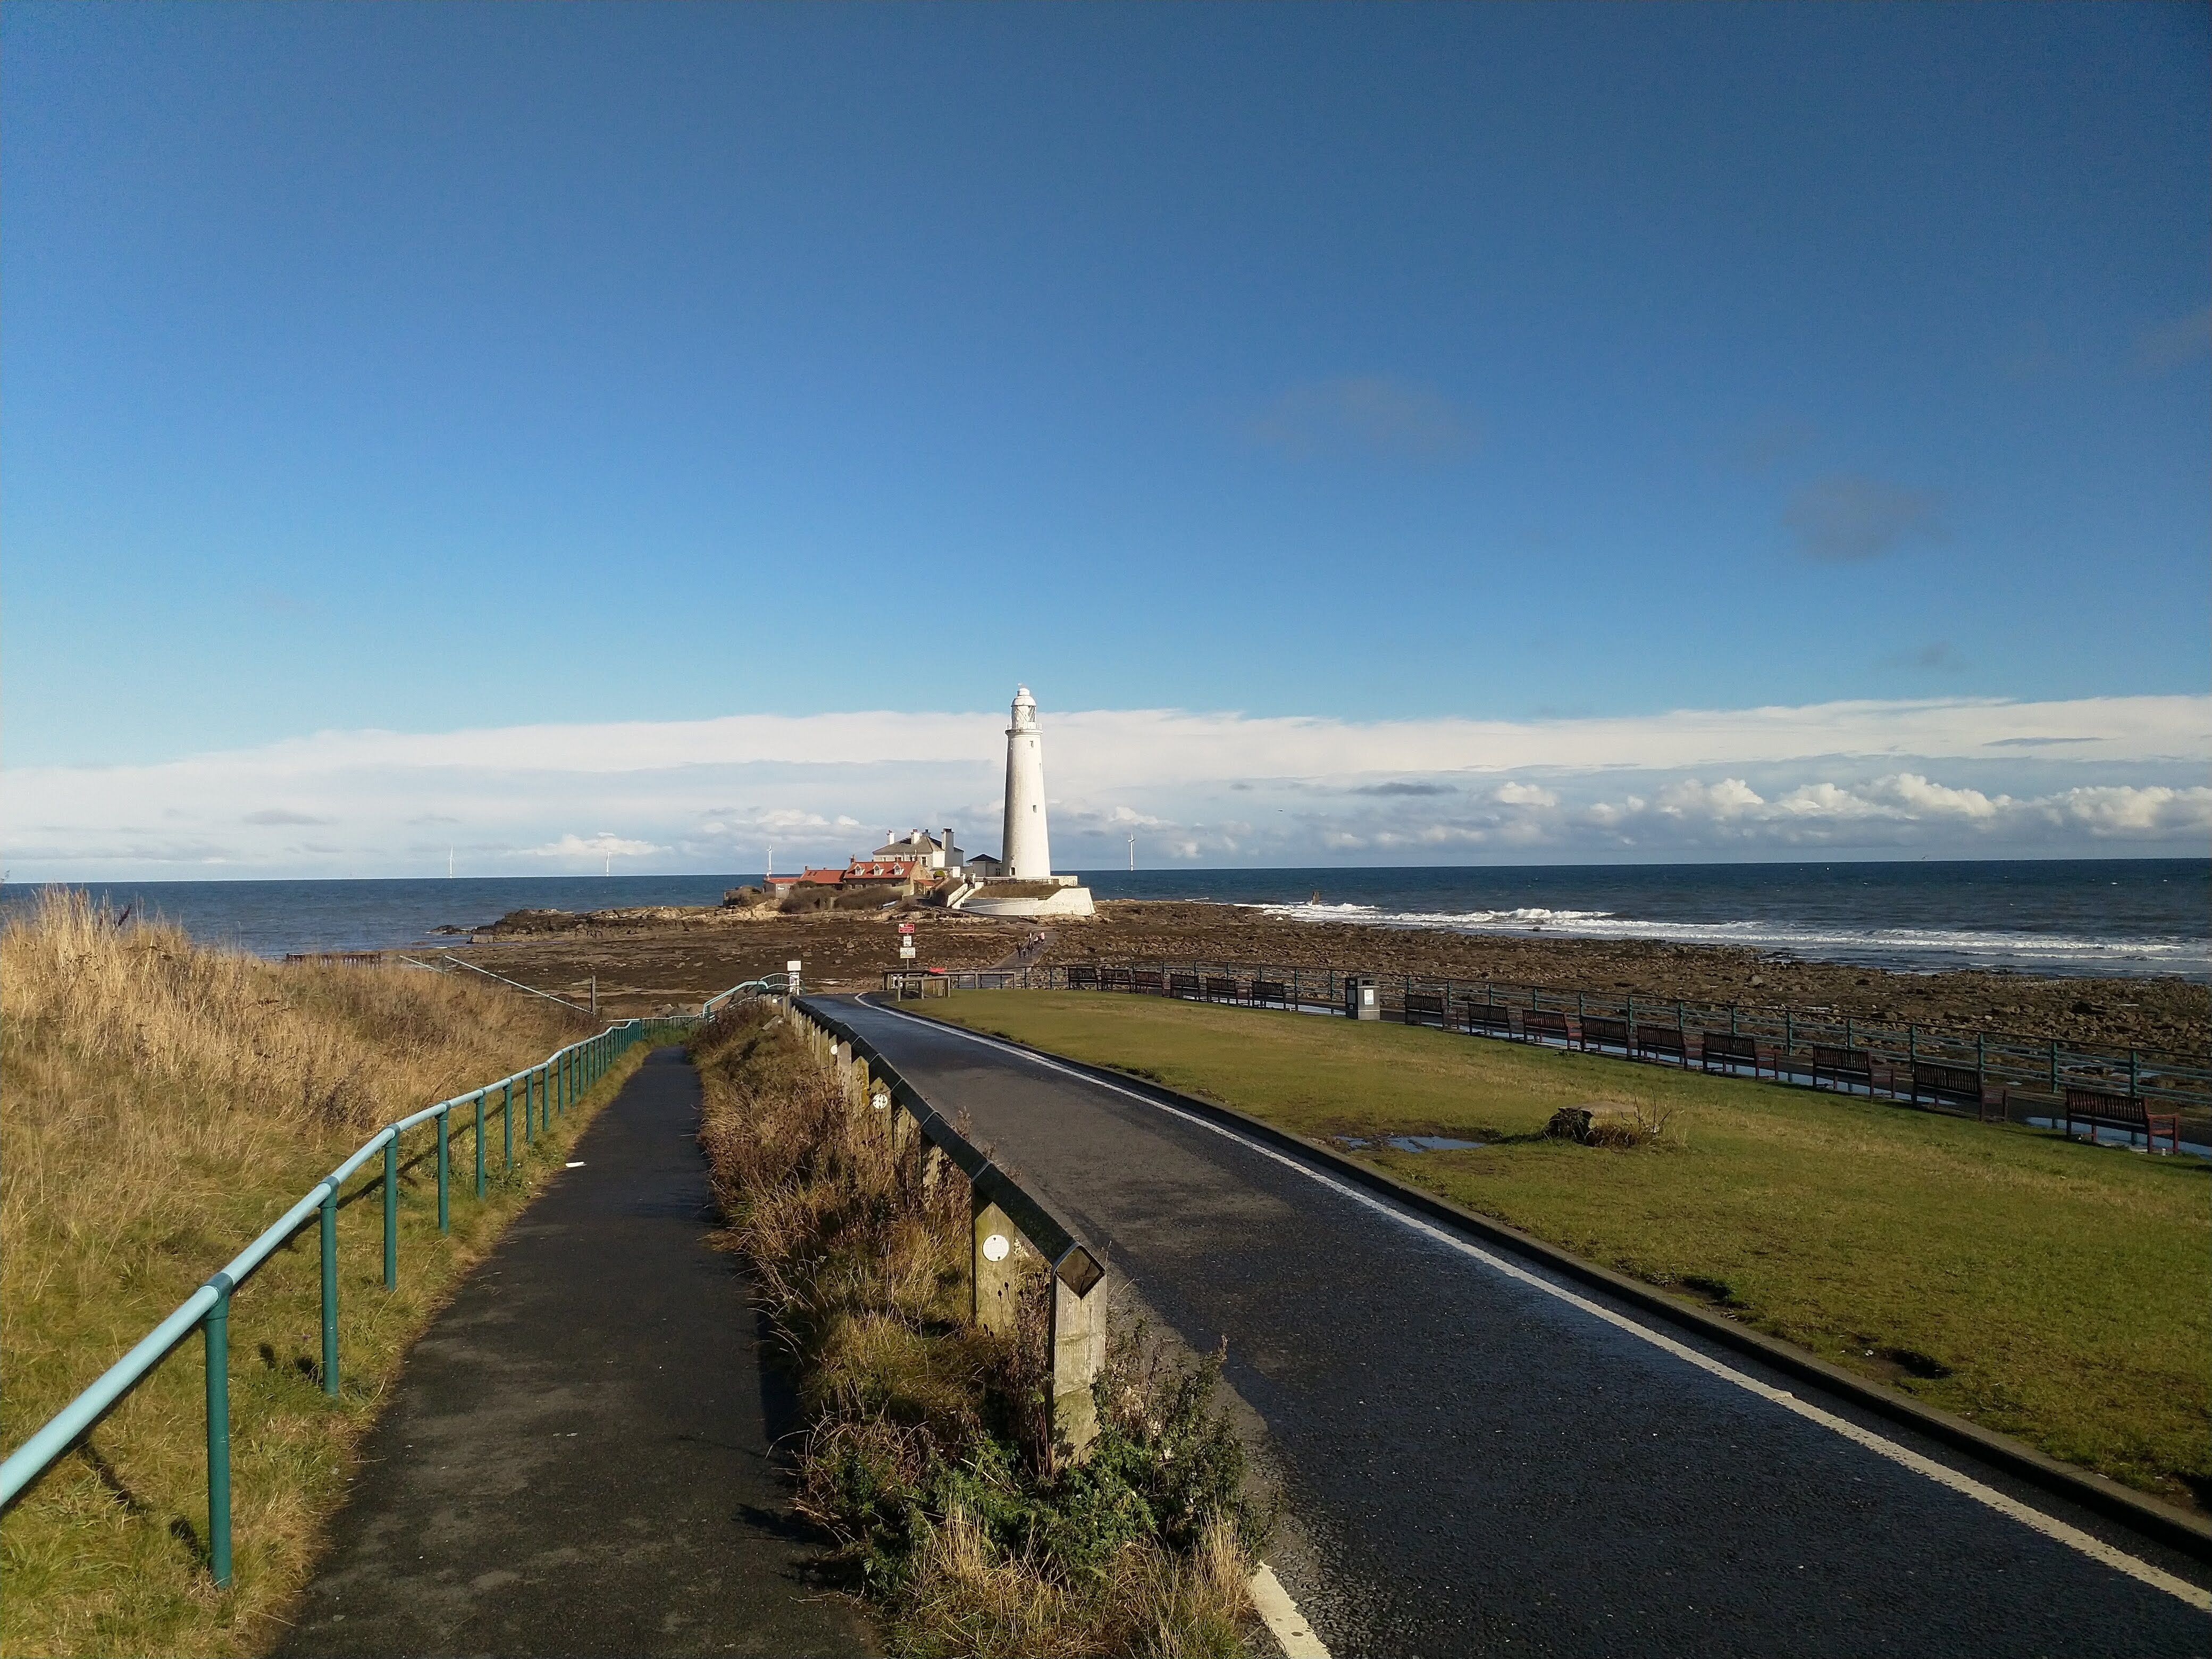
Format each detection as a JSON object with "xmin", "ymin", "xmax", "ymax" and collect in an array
[{"xmin": 5, "ymin": 858, "xmax": 2205, "ymax": 981}]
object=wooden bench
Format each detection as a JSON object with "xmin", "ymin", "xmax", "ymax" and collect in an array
[
  {"xmin": 1204, "ymin": 975, "xmax": 1240, "ymax": 1002},
  {"xmin": 1578, "ymin": 1015, "xmax": 1631, "ymax": 1054},
  {"xmin": 1065, "ymin": 964, "xmax": 1099, "ymax": 990},
  {"xmin": 1169, "ymin": 974, "xmax": 1202, "ymax": 999},
  {"xmin": 1909, "ymin": 1062, "xmax": 1986, "ymax": 1114},
  {"xmin": 1700, "ymin": 1032, "xmax": 1759, "ymax": 1076},
  {"xmin": 1251, "ymin": 979, "xmax": 1289, "ymax": 1007},
  {"xmin": 2065, "ymin": 1086, "xmax": 2182, "ymax": 1154},
  {"xmin": 1463, "ymin": 1002, "xmax": 1515, "ymax": 1037},
  {"xmin": 1633, "ymin": 1025, "xmax": 1689, "ymax": 1065},
  {"xmin": 1522, "ymin": 1009, "xmax": 1572, "ymax": 1044},
  {"xmin": 1102, "ymin": 967, "xmax": 1133, "ymax": 991},
  {"xmin": 1129, "ymin": 970, "xmax": 1166, "ymax": 995},
  {"xmin": 1403, "ymin": 992, "xmax": 1448, "ymax": 1027},
  {"xmin": 1809, "ymin": 1044, "xmax": 1874, "ymax": 1095}
]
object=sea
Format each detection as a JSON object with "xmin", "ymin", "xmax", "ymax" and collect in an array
[{"xmin": 4, "ymin": 859, "xmax": 2205, "ymax": 981}]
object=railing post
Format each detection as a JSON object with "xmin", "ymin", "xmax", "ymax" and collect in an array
[
  {"xmin": 320, "ymin": 1188, "xmax": 339, "ymax": 1397},
  {"xmin": 1050, "ymin": 1248, "xmax": 1108, "ymax": 1463},
  {"xmin": 2048, "ymin": 1038, "xmax": 2058, "ymax": 1094},
  {"xmin": 382, "ymin": 1137, "xmax": 398, "ymax": 1289},
  {"xmin": 204, "ymin": 1272, "xmax": 234, "ymax": 1588},
  {"xmin": 502, "ymin": 1079, "xmax": 514, "ymax": 1170},
  {"xmin": 475, "ymin": 1092, "xmax": 487, "ymax": 1198},
  {"xmin": 972, "ymin": 1196, "xmax": 1021, "ymax": 1335},
  {"xmin": 437, "ymin": 1108, "xmax": 450, "ymax": 1234}
]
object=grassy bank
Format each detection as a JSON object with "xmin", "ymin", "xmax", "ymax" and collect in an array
[
  {"xmin": 1, "ymin": 893, "xmax": 646, "ymax": 1657},
  {"xmin": 926, "ymin": 991, "xmax": 2212, "ymax": 1512},
  {"xmin": 690, "ymin": 1004, "xmax": 1262, "ymax": 1658}
]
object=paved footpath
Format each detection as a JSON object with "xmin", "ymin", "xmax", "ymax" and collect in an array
[
  {"xmin": 279, "ymin": 1047, "xmax": 874, "ymax": 1658},
  {"xmin": 833, "ymin": 995, "xmax": 2212, "ymax": 1659}
]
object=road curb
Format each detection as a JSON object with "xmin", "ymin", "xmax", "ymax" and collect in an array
[{"xmin": 881, "ymin": 1001, "xmax": 2212, "ymax": 1566}]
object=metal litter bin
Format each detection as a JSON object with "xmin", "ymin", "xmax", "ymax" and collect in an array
[{"xmin": 1345, "ymin": 976, "xmax": 1379, "ymax": 1021}]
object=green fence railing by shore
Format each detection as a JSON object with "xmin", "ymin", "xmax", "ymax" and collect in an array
[
  {"xmin": 879, "ymin": 961, "xmax": 2212, "ymax": 1139},
  {"xmin": 0, "ymin": 977, "xmax": 767, "ymax": 1589}
]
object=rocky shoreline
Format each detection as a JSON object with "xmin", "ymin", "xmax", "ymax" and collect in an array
[
  {"xmin": 1052, "ymin": 902, "xmax": 2210, "ymax": 1057},
  {"xmin": 441, "ymin": 898, "xmax": 2209, "ymax": 1056}
]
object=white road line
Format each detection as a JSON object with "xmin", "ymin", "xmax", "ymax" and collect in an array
[
  {"xmin": 868, "ymin": 1002, "xmax": 2212, "ymax": 1613},
  {"xmin": 1250, "ymin": 1562, "xmax": 1331, "ymax": 1657}
]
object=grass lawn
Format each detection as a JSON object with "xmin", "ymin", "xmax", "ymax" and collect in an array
[{"xmin": 925, "ymin": 991, "xmax": 2211, "ymax": 1512}]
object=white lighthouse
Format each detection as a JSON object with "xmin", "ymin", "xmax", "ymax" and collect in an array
[
  {"xmin": 955, "ymin": 684, "xmax": 1095, "ymax": 918},
  {"xmin": 1002, "ymin": 684, "xmax": 1051, "ymax": 878}
]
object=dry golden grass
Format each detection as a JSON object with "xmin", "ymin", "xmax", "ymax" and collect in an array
[
  {"xmin": 889, "ymin": 1508, "xmax": 1251, "ymax": 1659},
  {"xmin": 692, "ymin": 1006, "xmax": 1258, "ymax": 1658},
  {"xmin": 2, "ymin": 890, "xmax": 642, "ymax": 1657}
]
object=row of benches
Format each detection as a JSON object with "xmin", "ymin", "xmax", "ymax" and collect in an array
[{"xmin": 1060, "ymin": 967, "xmax": 2185, "ymax": 1152}]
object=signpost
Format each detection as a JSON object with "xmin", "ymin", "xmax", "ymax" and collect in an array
[
  {"xmin": 898, "ymin": 922, "xmax": 916, "ymax": 961},
  {"xmin": 786, "ymin": 958, "xmax": 802, "ymax": 994}
]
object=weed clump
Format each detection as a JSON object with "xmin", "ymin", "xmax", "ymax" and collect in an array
[{"xmin": 692, "ymin": 1005, "xmax": 1262, "ymax": 1657}]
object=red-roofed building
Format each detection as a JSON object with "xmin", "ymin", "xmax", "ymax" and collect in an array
[{"xmin": 841, "ymin": 858, "xmax": 924, "ymax": 892}]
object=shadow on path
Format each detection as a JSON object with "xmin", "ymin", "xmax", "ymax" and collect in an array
[{"xmin": 276, "ymin": 1047, "xmax": 874, "ymax": 1658}]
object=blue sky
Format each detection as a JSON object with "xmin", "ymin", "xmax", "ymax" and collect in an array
[{"xmin": 4, "ymin": 4, "xmax": 2207, "ymax": 875}]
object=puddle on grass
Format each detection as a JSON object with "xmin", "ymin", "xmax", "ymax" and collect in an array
[{"xmin": 1336, "ymin": 1134, "xmax": 1486, "ymax": 1153}]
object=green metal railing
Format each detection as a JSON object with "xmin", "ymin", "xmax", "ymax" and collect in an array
[
  {"xmin": 703, "ymin": 975, "xmax": 789, "ymax": 1017},
  {"xmin": 0, "ymin": 1016, "xmax": 656, "ymax": 1586}
]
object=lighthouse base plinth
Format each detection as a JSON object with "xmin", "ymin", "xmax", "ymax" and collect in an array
[{"xmin": 954, "ymin": 880, "xmax": 1096, "ymax": 918}]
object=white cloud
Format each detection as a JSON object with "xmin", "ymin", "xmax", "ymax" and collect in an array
[
  {"xmin": 1493, "ymin": 781, "xmax": 1559, "ymax": 808},
  {"xmin": 523, "ymin": 833, "xmax": 665, "ymax": 860},
  {"xmin": 2040, "ymin": 784, "xmax": 2212, "ymax": 836},
  {"xmin": 1656, "ymin": 777, "xmax": 1766, "ymax": 818},
  {"xmin": 4, "ymin": 693, "xmax": 2206, "ymax": 877}
]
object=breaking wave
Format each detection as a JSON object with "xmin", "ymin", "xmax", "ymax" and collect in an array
[{"xmin": 1250, "ymin": 900, "xmax": 2211, "ymax": 977}]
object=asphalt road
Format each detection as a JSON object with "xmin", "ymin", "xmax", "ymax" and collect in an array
[
  {"xmin": 832, "ymin": 995, "xmax": 2211, "ymax": 1659},
  {"xmin": 276, "ymin": 1047, "xmax": 874, "ymax": 1658}
]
